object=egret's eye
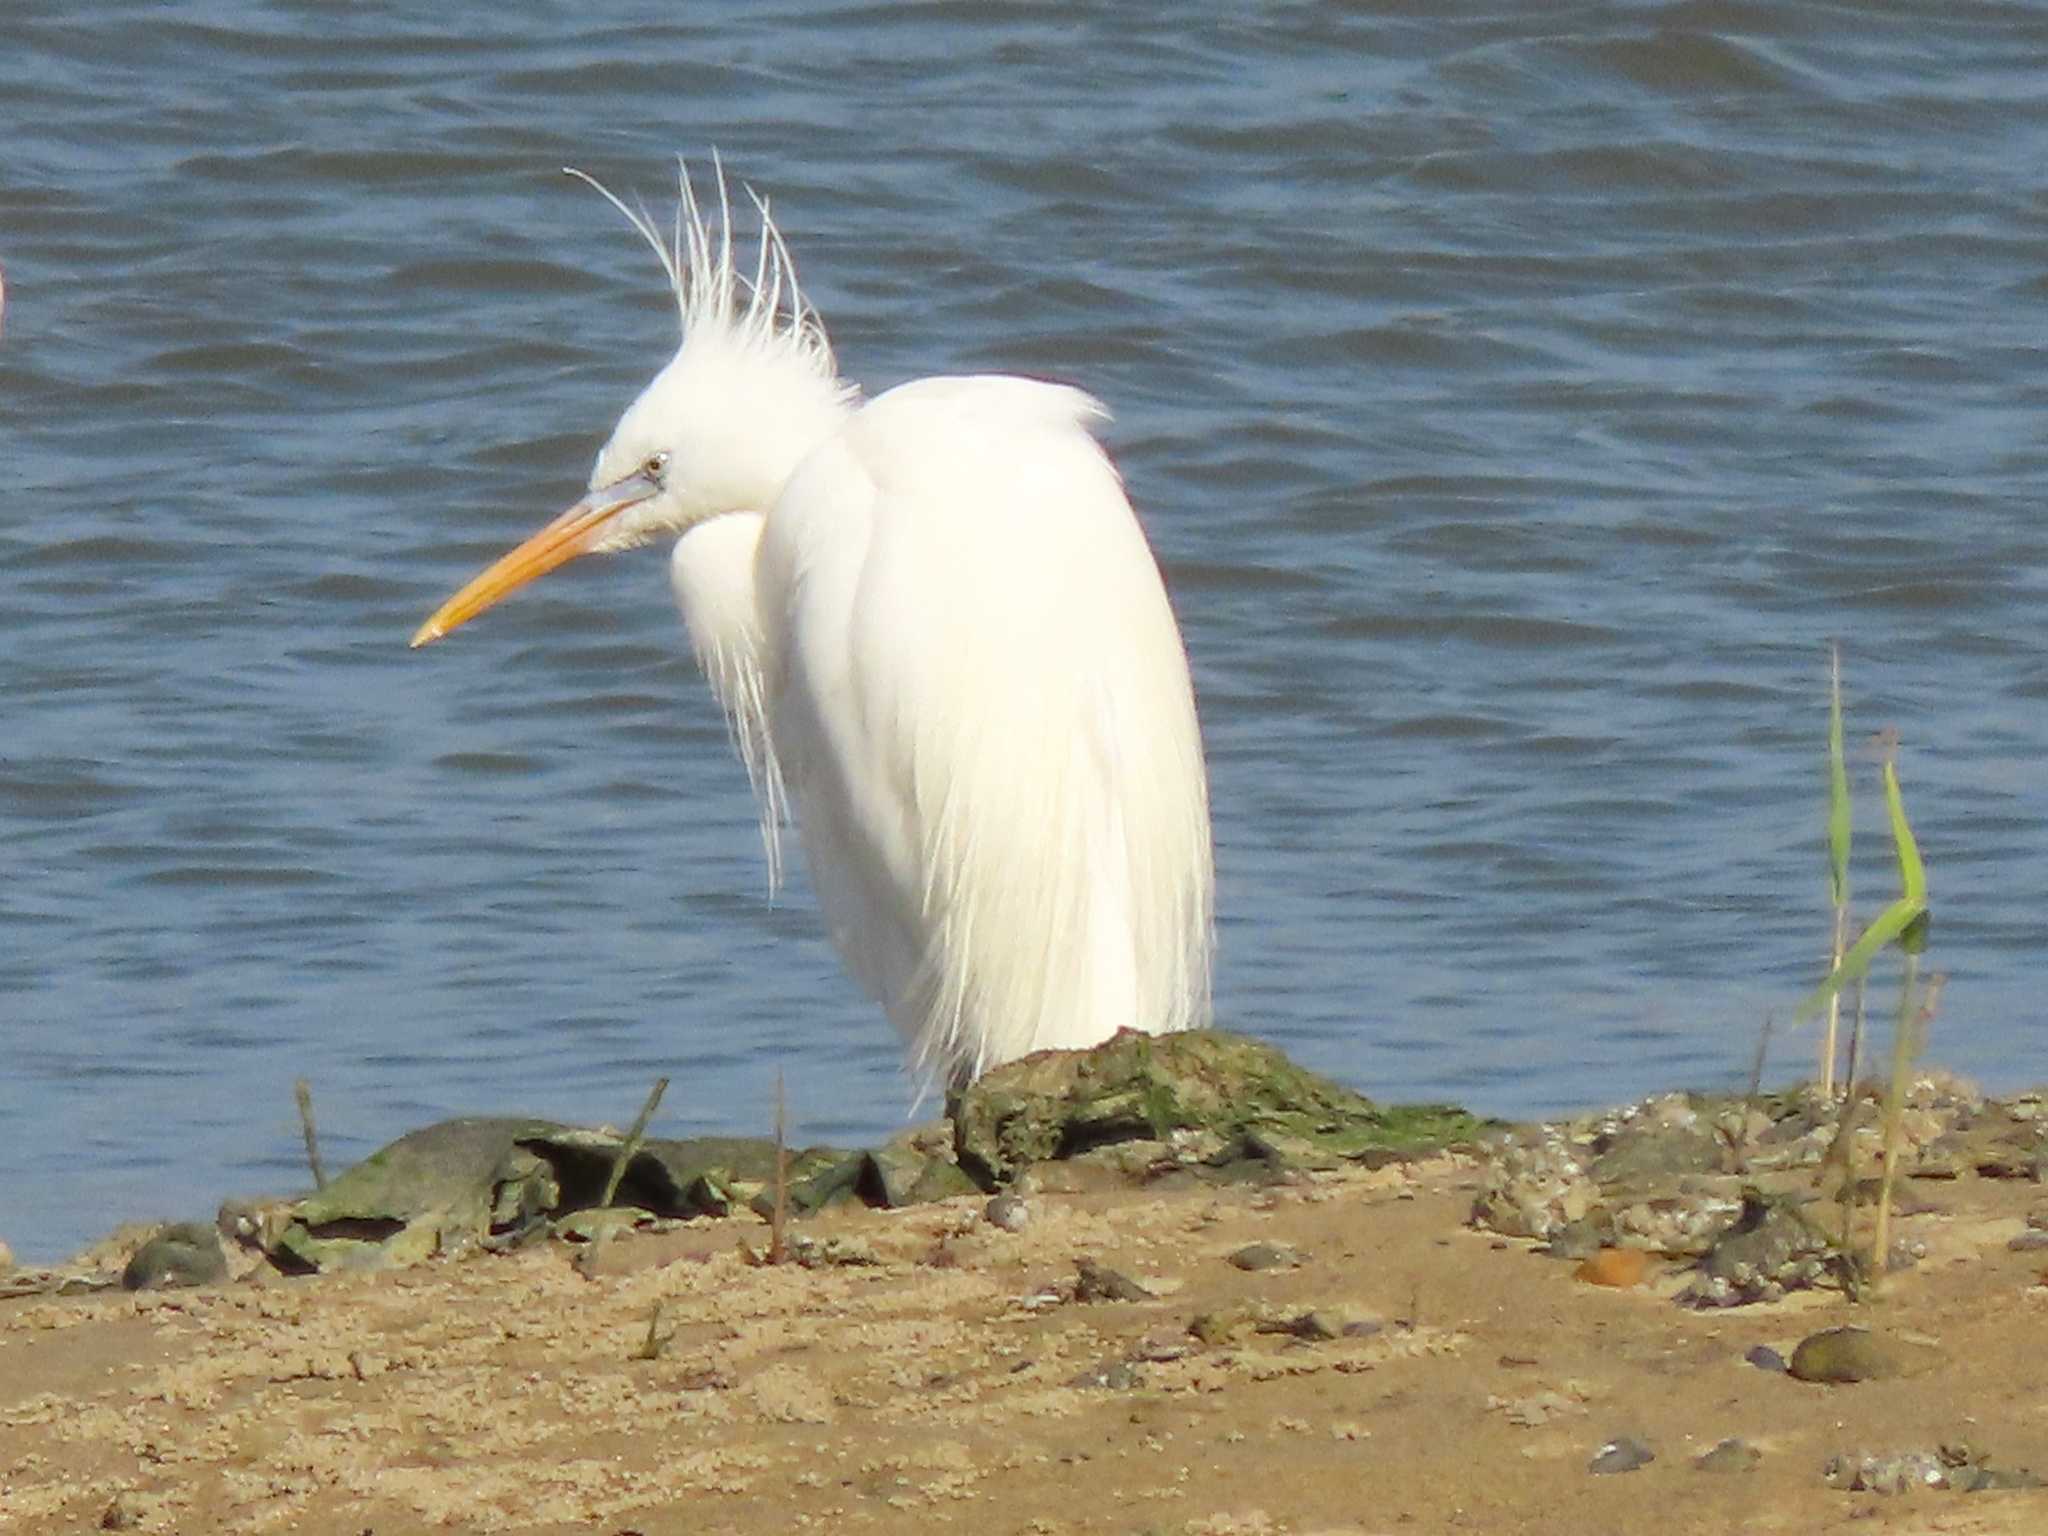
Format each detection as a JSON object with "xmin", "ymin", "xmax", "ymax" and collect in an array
[{"xmin": 643, "ymin": 451, "xmax": 671, "ymax": 482}]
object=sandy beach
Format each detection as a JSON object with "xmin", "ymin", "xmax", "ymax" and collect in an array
[{"xmin": 5, "ymin": 1074, "xmax": 2048, "ymax": 1535}]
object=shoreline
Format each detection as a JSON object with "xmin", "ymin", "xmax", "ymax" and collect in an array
[{"xmin": 5, "ymin": 1063, "xmax": 2047, "ymax": 1532}]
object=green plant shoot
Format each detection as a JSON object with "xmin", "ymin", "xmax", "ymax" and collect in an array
[
  {"xmin": 1821, "ymin": 644, "xmax": 1852, "ymax": 1093},
  {"xmin": 1795, "ymin": 754, "xmax": 1925, "ymax": 1026}
]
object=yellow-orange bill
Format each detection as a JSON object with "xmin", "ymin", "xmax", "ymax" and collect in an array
[{"xmin": 410, "ymin": 474, "xmax": 657, "ymax": 648}]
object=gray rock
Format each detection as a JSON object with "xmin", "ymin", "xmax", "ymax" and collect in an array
[
  {"xmin": 984, "ymin": 1193, "xmax": 1029, "ymax": 1232},
  {"xmin": 1066, "ymin": 1361, "xmax": 1142, "ymax": 1390},
  {"xmin": 121, "ymin": 1222, "xmax": 227, "ymax": 1290},
  {"xmin": 1074, "ymin": 1258, "xmax": 1153, "ymax": 1302},
  {"xmin": 1254, "ymin": 1310, "xmax": 1339, "ymax": 1342},
  {"xmin": 1589, "ymin": 1119, "xmax": 1724, "ymax": 1188},
  {"xmin": 1543, "ymin": 1218, "xmax": 1605, "ymax": 1261},
  {"xmin": 1745, "ymin": 1344, "xmax": 1788, "ymax": 1373},
  {"xmin": 1957, "ymin": 1465, "xmax": 2045, "ymax": 1493},
  {"xmin": 1228, "ymin": 1241, "xmax": 1307, "ymax": 1272},
  {"xmin": 1824, "ymin": 1450, "xmax": 1948, "ymax": 1493},
  {"xmin": 1683, "ymin": 1189, "xmax": 1831, "ymax": 1307},
  {"xmin": 1589, "ymin": 1436, "xmax": 1655, "ymax": 1474},
  {"xmin": 1695, "ymin": 1438, "xmax": 1761, "ymax": 1473},
  {"xmin": 1471, "ymin": 1130, "xmax": 1598, "ymax": 1242}
]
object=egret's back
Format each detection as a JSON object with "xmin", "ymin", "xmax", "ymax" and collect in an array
[{"xmin": 756, "ymin": 376, "xmax": 1213, "ymax": 1085}]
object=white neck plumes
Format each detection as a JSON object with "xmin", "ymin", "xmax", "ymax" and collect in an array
[{"xmin": 575, "ymin": 162, "xmax": 858, "ymax": 886}]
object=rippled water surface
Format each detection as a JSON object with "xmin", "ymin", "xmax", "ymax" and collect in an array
[{"xmin": 4, "ymin": 2, "xmax": 2046, "ymax": 1261}]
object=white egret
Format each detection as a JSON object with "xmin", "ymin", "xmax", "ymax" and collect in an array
[{"xmin": 413, "ymin": 163, "xmax": 1214, "ymax": 1089}]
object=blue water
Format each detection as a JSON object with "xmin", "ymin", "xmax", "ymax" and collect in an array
[{"xmin": 3, "ymin": 1, "xmax": 2045, "ymax": 1263}]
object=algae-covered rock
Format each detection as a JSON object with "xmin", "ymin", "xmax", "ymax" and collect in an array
[
  {"xmin": 1788, "ymin": 1326, "xmax": 1942, "ymax": 1384},
  {"xmin": 268, "ymin": 1118, "xmax": 857, "ymax": 1273},
  {"xmin": 774, "ymin": 1138, "xmax": 980, "ymax": 1217},
  {"xmin": 951, "ymin": 1028, "xmax": 1483, "ymax": 1187},
  {"xmin": 273, "ymin": 1117, "xmax": 570, "ymax": 1272}
]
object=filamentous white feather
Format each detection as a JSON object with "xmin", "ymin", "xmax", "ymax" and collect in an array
[{"xmin": 542, "ymin": 161, "xmax": 1214, "ymax": 1088}]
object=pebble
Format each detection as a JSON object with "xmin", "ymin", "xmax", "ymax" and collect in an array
[
  {"xmin": 1254, "ymin": 1310, "xmax": 1338, "ymax": 1342},
  {"xmin": 1694, "ymin": 1438, "xmax": 1761, "ymax": 1473},
  {"xmin": 1131, "ymin": 1331, "xmax": 1194, "ymax": 1363},
  {"xmin": 1073, "ymin": 1258, "xmax": 1153, "ymax": 1302},
  {"xmin": 1788, "ymin": 1327, "xmax": 1941, "ymax": 1384},
  {"xmin": 1745, "ymin": 1344, "xmax": 1788, "ymax": 1373},
  {"xmin": 1544, "ymin": 1219, "xmax": 1605, "ymax": 1261},
  {"xmin": 1824, "ymin": 1450, "xmax": 1948, "ymax": 1493},
  {"xmin": 1066, "ymin": 1361, "xmax": 1142, "ymax": 1391},
  {"xmin": 1494, "ymin": 1390, "xmax": 1583, "ymax": 1427},
  {"xmin": 1228, "ymin": 1241, "xmax": 1307, "ymax": 1272},
  {"xmin": 2005, "ymin": 1230, "xmax": 2048, "ymax": 1252},
  {"xmin": 1589, "ymin": 1436, "xmax": 1655, "ymax": 1474},
  {"xmin": 1957, "ymin": 1465, "xmax": 2045, "ymax": 1493},
  {"xmin": 984, "ymin": 1193, "xmax": 1029, "ymax": 1232},
  {"xmin": 1574, "ymin": 1248, "xmax": 1650, "ymax": 1288}
]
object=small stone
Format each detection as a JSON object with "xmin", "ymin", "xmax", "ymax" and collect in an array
[
  {"xmin": 1066, "ymin": 1361, "xmax": 1142, "ymax": 1390},
  {"xmin": 1188, "ymin": 1307, "xmax": 1257, "ymax": 1345},
  {"xmin": 121, "ymin": 1222, "xmax": 228, "ymax": 1291},
  {"xmin": 1695, "ymin": 1438, "xmax": 1761, "ymax": 1473},
  {"xmin": 1495, "ymin": 1390, "xmax": 1583, "ymax": 1427},
  {"xmin": 1255, "ymin": 1310, "xmax": 1338, "ymax": 1342},
  {"xmin": 1074, "ymin": 1258, "xmax": 1153, "ymax": 1302},
  {"xmin": 1228, "ymin": 1242, "xmax": 1307, "ymax": 1272},
  {"xmin": 1788, "ymin": 1327, "xmax": 1941, "ymax": 1384},
  {"xmin": 2006, "ymin": 1230, "xmax": 2048, "ymax": 1252},
  {"xmin": 985, "ymin": 1193, "xmax": 1029, "ymax": 1232},
  {"xmin": 1545, "ymin": 1218, "xmax": 1605, "ymax": 1261},
  {"xmin": 1590, "ymin": 1436, "xmax": 1655, "ymax": 1474},
  {"xmin": 99, "ymin": 1495, "xmax": 141, "ymax": 1531},
  {"xmin": 1575, "ymin": 1248, "xmax": 1650, "ymax": 1288},
  {"xmin": 1824, "ymin": 1450, "xmax": 1948, "ymax": 1493},
  {"xmin": 1957, "ymin": 1465, "xmax": 2045, "ymax": 1493},
  {"xmin": 1745, "ymin": 1344, "xmax": 1788, "ymax": 1373},
  {"xmin": 1132, "ymin": 1332, "xmax": 1193, "ymax": 1362}
]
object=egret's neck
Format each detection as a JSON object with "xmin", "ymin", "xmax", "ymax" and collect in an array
[{"xmin": 669, "ymin": 511, "xmax": 787, "ymax": 887}]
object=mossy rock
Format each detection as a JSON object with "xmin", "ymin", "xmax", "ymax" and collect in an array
[
  {"xmin": 951, "ymin": 1028, "xmax": 1485, "ymax": 1187},
  {"xmin": 269, "ymin": 1118, "xmax": 855, "ymax": 1273}
]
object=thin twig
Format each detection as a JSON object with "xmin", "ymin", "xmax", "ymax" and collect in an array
[
  {"xmin": 1843, "ymin": 974, "xmax": 1866, "ymax": 1094},
  {"xmin": 1823, "ymin": 904, "xmax": 1848, "ymax": 1096},
  {"xmin": 601, "ymin": 1076, "xmax": 670, "ymax": 1209},
  {"xmin": 1872, "ymin": 955, "xmax": 1921, "ymax": 1279},
  {"xmin": 294, "ymin": 1078, "xmax": 326, "ymax": 1190},
  {"xmin": 632, "ymin": 1300, "xmax": 671, "ymax": 1360},
  {"xmin": 769, "ymin": 1069, "xmax": 790, "ymax": 1265}
]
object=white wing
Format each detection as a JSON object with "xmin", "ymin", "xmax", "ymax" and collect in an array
[{"xmin": 754, "ymin": 375, "xmax": 1213, "ymax": 1084}]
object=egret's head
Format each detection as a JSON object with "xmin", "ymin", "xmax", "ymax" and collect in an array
[{"xmin": 412, "ymin": 160, "xmax": 856, "ymax": 648}]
